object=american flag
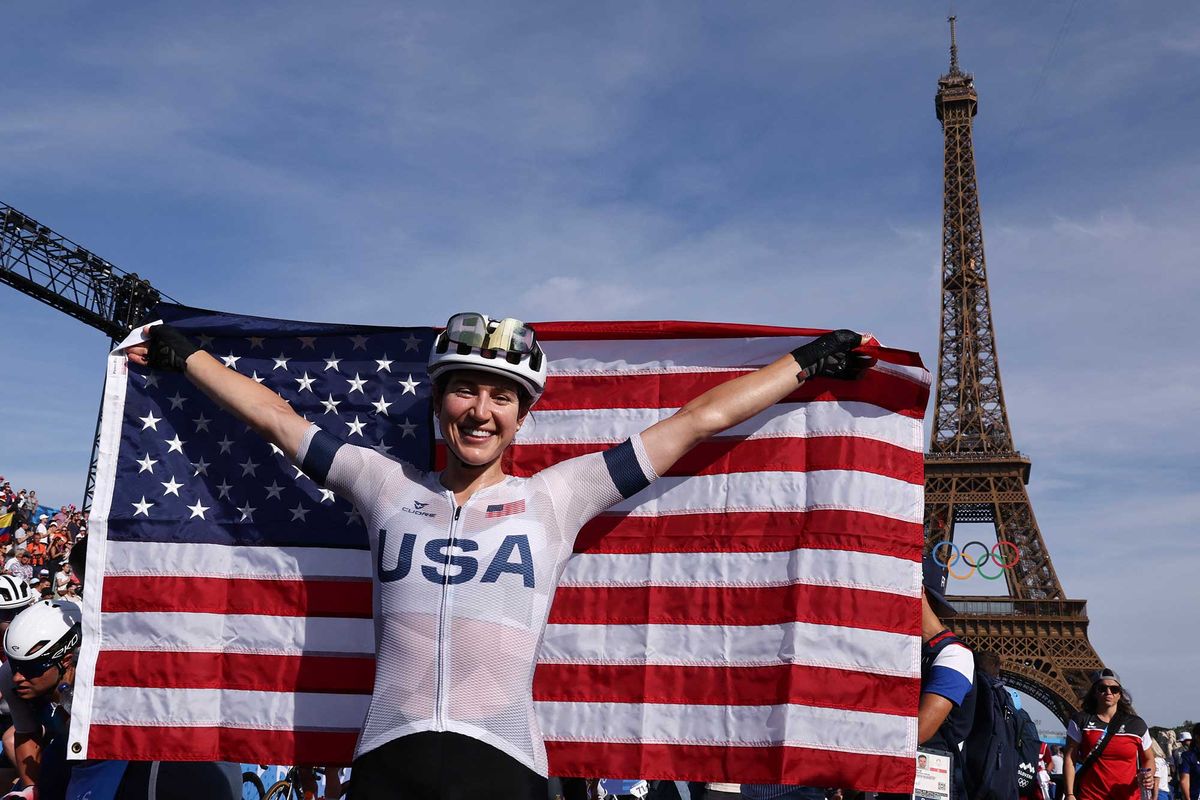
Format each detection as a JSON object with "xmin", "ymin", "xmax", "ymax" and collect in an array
[{"xmin": 71, "ymin": 309, "xmax": 929, "ymax": 793}]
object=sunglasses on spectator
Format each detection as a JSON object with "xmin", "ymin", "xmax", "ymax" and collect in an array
[{"xmin": 1095, "ymin": 685, "xmax": 1122, "ymax": 695}]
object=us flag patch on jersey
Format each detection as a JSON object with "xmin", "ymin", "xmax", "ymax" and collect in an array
[{"xmin": 485, "ymin": 499, "xmax": 526, "ymax": 518}]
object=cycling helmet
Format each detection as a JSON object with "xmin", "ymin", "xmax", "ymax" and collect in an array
[
  {"xmin": 0, "ymin": 575, "xmax": 34, "ymax": 611},
  {"xmin": 4, "ymin": 600, "xmax": 82, "ymax": 663},
  {"xmin": 428, "ymin": 312, "xmax": 548, "ymax": 403}
]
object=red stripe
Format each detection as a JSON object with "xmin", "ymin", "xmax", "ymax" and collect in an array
[
  {"xmin": 85, "ymin": 724, "xmax": 359, "ymax": 765},
  {"xmin": 534, "ymin": 662, "xmax": 920, "ymax": 717},
  {"xmin": 574, "ymin": 509, "xmax": 924, "ymax": 558},
  {"xmin": 549, "ymin": 584, "xmax": 918, "ymax": 635},
  {"xmin": 101, "ymin": 575, "xmax": 373, "ymax": 618},
  {"xmin": 545, "ymin": 740, "xmax": 915, "ymax": 794},
  {"xmin": 503, "ymin": 435, "xmax": 922, "ymax": 484},
  {"xmin": 539, "ymin": 369, "xmax": 927, "ymax": 416},
  {"xmin": 94, "ymin": 650, "xmax": 375, "ymax": 694}
]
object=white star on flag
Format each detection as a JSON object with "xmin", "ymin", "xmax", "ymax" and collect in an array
[
  {"xmin": 221, "ymin": 354, "xmax": 241, "ymax": 368},
  {"xmin": 398, "ymin": 418, "xmax": 418, "ymax": 438},
  {"xmin": 346, "ymin": 374, "xmax": 368, "ymax": 394},
  {"xmin": 215, "ymin": 480, "xmax": 233, "ymax": 500},
  {"xmin": 140, "ymin": 412, "xmax": 161, "ymax": 431},
  {"xmin": 375, "ymin": 356, "xmax": 392, "ymax": 372},
  {"xmin": 132, "ymin": 496, "xmax": 154, "ymax": 516},
  {"xmin": 238, "ymin": 502, "xmax": 256, "ymax": 522},
  {"xmin": 240, "ymin": 458, "xmax": 259, "ymax": 477},
  {"xmin": 402, "ymin": 333, "xmax": 422, "ymax": 351},
  {"xmin": 217, "ymin": 436, "xmax": 234, "ymax": 454},
  {"xmin": 350, "ymin": 335, "xmax": 369, "ymax": 350},
  {"xmin": 143, "ymin": 373, "xmax": 159, "ymax": 388},
  {"xmin": 136, "ymin": 454, "xmax": 157, "ymax": 474},
  {"xmin": 318, "ymin": 488, "xmax": 336, "ymax": 504},
  {"xmin": 166, "ymin": 435, "xmax": 186, "ymax": 454},
  {"xmin": 346, "ymin": 416, "xmax": 367, "ymax": 437},
  {"xmin": 321, "ymin": 395, "xmax": 342, "ymax": 415},
  {"xmin": 193, "ymin": 413, "xmax": 211, "ymax": 433},
  {"xmin": 168, "ymin": 392, "xmax": 187, "ymax": 410},
  {"xmin": 191, "ymin": 458, "xmax": 210, "ymax": 477},
  {"xmin": 371, "ymin": 395, "xmax": 393, "ymax": 415},
  {"xmin": 251, "ymin": 372, "xmax": 266, "ymax": 384},
  {"xmin": 295, "ymin": 373, "xmax": 316, "ymax": 392},
  {"xmin": 289, "ymin": 504, "xmax": 309, "ymax": 522},
  {"xmin": 161, "ymin": 477, "xmax": 183, "ymax": 497},
  {"xmin": 399, "ymin": 375, "xmax": 420, "ymax": 394},
  {"xmin": 187, "ymin": 500, "xmax": 210, "ymax": 519},
  {"xmin": 273, "ymin": 354, "xmax": 291, "ymax": 370},
  {"xmin": 324, "ymin": 354, "xmax": 341, "ymax": 371},
  {"xmin": 264, "ymin": 481, "xmax": 285, "ymax": 500}
]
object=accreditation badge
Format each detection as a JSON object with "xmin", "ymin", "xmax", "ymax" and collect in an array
[{"xmin": 913, "ymin": 746, "xmax": 952, "ymax": 800}]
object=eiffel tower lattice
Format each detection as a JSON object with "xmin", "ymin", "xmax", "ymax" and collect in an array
[{"xmin": 924, "ymin": 17, "xmax": 1106, "ymax": 722}]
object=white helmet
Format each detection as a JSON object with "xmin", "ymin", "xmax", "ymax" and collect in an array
[
  {"xmin": 4, "ymin": 600, "xmax": 82, "ymax": 664},
  {"xmin": 0, "ymin": 575, "xmax": 34, "ymax": 611},
  {"xmin": 428, "ymin": 313, "xmax": 548, "ymax": 402}
]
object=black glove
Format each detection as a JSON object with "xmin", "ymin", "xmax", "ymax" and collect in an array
[
  {"xmin": 790, "ymin": 329, "xmax": 876, "ymax": 380},
  {"xmin": 146, "ymin": 324, "xmax": 200, "ymax": 372}
]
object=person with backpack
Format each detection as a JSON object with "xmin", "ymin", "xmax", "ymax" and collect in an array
[
  {"xmin": 962, "ymin": 650, "xmax": 1029, "ymax": 800},
  {"xmin": 1063, "ymin": 669, "xmax": 1155, "ymax": 800},
  {"xmin": 880, "ymin": 554, "xmax": 978, "ymax": 800}
]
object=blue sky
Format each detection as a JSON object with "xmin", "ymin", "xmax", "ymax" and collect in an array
[{"xmin": 2, "ymin": 2, "xmax": 1198, "ymax": 727}]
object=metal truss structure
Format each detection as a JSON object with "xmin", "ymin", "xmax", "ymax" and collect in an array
[
  {"xmin": 1, "ymin": 201, "xmax": 168, "ymax": 509},
  {"xmin": 924, "ymin": 18, "xmax": 1106, "ymax": 722}
]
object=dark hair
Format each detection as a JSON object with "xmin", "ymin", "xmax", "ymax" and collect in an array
[
  {"xmin": 976, "ymin": 650, "xmax": 1001, "ymax": 678},
  {"xmin": 1082, "ymin": 680, "xmax": 1134, "ymax": 716}
]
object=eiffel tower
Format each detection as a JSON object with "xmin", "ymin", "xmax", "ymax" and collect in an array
[{"xmin": 923, "ymin": 17, "xmax": 1106, "ymax": 722}]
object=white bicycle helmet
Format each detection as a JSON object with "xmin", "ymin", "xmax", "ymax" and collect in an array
[
  {"xmin": 0, "ymin": 575, "xmax": 34, "ymax": 611},
  {"xmin": 427, "ymin": 312, "xmax": 548, "ymax": 402},
  {"xmin": 4, "ymin": 599, "xmax": 82, "ymax": 663}
]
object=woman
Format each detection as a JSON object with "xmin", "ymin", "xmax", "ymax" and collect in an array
[
  {"xmin": 127, "ymin": 314, "xmax": 873, "ymax": 800},
  {"xmin": 1063, "ymin": 669, "xmax": 1154, "ymax": 800}
]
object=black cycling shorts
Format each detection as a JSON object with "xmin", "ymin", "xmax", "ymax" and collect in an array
[{"xmin": 348, "ymin": 731, "xmax": 547, "ymax": 800}]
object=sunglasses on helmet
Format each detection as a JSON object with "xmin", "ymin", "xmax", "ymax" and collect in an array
[{"xmin": 439, "ymin": 313, "xmax": 543, "ymax": 370}]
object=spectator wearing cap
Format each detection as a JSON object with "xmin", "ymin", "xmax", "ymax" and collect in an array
[
  {"xmin": 1175, "ymin": 732, "xmax": 1195, "ymax": 800},
  {"xmin": 35, "ymin": 514, "xmax": 49, "ymax": 536},
  {"xmin": 1063, "ymin": 668, "xmax": 1154, "ymax": 800},
  {"xmin": 1179, "ymin": 726, "xmax": 1200, "ymax": 800}
]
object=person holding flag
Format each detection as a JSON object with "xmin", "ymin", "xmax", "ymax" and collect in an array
[{"xmin": 126, "ymin": 313, "xmax": 874, "ymax": 800}]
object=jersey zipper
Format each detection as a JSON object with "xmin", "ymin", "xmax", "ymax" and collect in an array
[{"xmin": 434, "ymin": 503, "xmax": 462, "ymax": 729}]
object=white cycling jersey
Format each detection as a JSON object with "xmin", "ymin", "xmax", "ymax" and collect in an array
[{"xmin": 296, "ymin": 424, "xmax": 658, "ymax": 775}]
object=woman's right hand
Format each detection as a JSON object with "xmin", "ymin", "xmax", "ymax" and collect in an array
[
  {"xmin": 126, "ymin": 324, "xmax": 198, "ymax": 372},
  {"xmin": 125, "ymin": 326, "xmax": 153, "ymax": 367}
]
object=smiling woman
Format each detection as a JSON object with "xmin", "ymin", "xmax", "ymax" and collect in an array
[{"xmin": 124, "ymin": 311, "xmax": 874, "ymax": 800}]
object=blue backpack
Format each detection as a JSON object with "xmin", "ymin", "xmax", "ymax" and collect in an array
[{"xmin": 963, "ymin": 671, "xmax": 1021, "ymax": 800}]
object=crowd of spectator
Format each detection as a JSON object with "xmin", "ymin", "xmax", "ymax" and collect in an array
[{"xmin": 0, "ymin": 477, "xmax": 84, "ymax": 602}]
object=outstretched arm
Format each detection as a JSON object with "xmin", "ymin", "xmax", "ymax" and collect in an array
[
  {"xmin": 639, "ymin": 330, "xmax": 871, "ymax": 476},
  {"xmin": 125, "ymin": 325, "xmax": 311, "ymax": 461}
]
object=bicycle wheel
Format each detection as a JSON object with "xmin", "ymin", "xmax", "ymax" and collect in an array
[
  {"xmin": 264, "ymin": 779, "xmax": 300, "ymax": 800},
  {"xmin": 242, "ymin": 772, "xmax": 266, "ymax": 800}
]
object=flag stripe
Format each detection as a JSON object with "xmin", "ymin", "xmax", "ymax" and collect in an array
[
  {"xmin": 95, "ymin": 650, "xmax": 375, "ymax": 694},
  {"xmin": 102, "ymin": 575, "xmax": 373, "ymax": 618},
  {"xmin": 105, "ymin": 519, "xmax": 371, "ymax": 549},
  {"xmin": 547, "ymin": 585, "xmax": 918, "ymax": 634},
  {"xmin": 85, "ymin": 725, "xmax": 361, "ymax": 766},
  {"xmin": 539, "ymin": 622, "xmax": 917, "ymax": 676},
  {"xmin": 574, "ymin": 509, "xmax": 922, "ymax": 557},
  {"xmin": 99, "ymin": 611, "xmax": 375, "ymax": 655},
  {"xmin": 606, "ymin": 471, "xmax": 921, "ymax": 523},
  {"xmin": 513, "ymin": 401, "xmax": 923, "ymax": 451},
  {"xmin": 560, "ymin": 549, "xmax": 919, "ymax": 595},
  {"xmin": 88, "ymin": 685, "xmax": 371, "ymax": 729},
  {"xmin": 497, "ymin": 435, "xmax": 922, "ymax": 483},
  {"xmin": 536, "ymin": 700, "xmax": 912, "ymax": 756},
  {"xmin": 532, "ymin": 663, "xmax": 920, "ymax": 717},
  {"xmin": 104, "ymin": 541, "xmax": 373, "ymax": 579},
  {"xmin": 539, "ymin": 370, "xmax": 927, "ymax": 417},
  {"xmin": 544, "ymin": 741, "xmax": 915, "ymax": 794}
]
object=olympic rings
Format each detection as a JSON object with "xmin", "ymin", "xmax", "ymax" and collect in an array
[{"xmin": 930, "ymin": 540, "xmax": 1022, "ymax": 580}]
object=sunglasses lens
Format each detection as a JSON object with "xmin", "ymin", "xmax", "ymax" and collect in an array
[
  {"xmin": 13, "ymin": 658, "xmax": 54, "ymax": 678},
  {"xmin": 446, "ymin": 313, "xmax": 488, "ymax": 349}
]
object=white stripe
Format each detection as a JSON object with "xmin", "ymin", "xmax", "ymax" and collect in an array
[
  {"xmin": 104, "ymin": 541, "xmax": 372, "ymax": 580},
  {"xmin": 539, "ymin": 621, "xmax": 918, "ymax": 677},
  {"xmin": 607, "ymin": 470, "xmax": 922, "ymax": 523},
  {"xmin": 518, "ymin": 401, "xmax": 923, "ymax": 452},
  {"xmin": 89, "ymin": 685, "xmax": 370, "ymax": 731},
  {"xmin": 537, "ymin": 699, "xmax": 915, "ymax": 757},
  {"xmin": 561, "ymin": 549, "xmax": 921, "ymax": 596},
  {"xmin": 99, "ymin": 611, "xmax": 375, "ymax": 655},
  {"xmin": 547, "ymin": 336, "xmax": 929, "ymax": 386}
]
